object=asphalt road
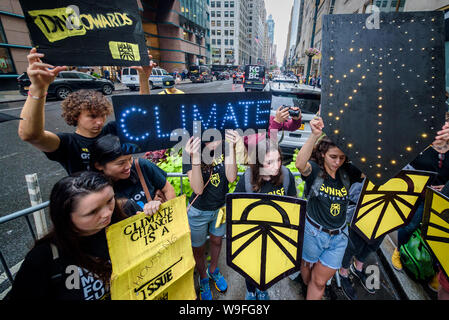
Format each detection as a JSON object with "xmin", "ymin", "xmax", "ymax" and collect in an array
[{"xmin": 0, "ymin": 79, "xmax": 399, "ymax": 300}]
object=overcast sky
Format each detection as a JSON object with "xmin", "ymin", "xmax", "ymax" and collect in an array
[{"xmin": 265, "ymin": 0, "xmax": 295, "ymax": 66}]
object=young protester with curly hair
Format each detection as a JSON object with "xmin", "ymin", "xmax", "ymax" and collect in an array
[
  {"xmin": 18, "ymin": 48, "xmax": 155, "ymax": 174},
  {"xmin": 295, "ymin": 117, "xmax": 363, "ymax": 300}
]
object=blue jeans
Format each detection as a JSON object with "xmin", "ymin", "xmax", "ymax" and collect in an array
[
  {"xmin": 302, "ymin": 219, "xmax": 349, "ymax": 270},
  {"xmin": 397, "ymin": 202, "xmax": 424, "ymax": 247}
]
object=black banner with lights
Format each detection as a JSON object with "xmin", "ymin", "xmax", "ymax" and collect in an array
[
  {"xmin": 19, "ymin": 0, "xmax": 149, "ymax": 66},
  {"xmin": 321, "ymin": 11, "xmax": 446, "ymax": 185},
  {"xmin": 112, "ymin": 92, "xmax": 272, "ymax": 152}
]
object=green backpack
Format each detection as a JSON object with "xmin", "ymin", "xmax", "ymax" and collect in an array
[{"xmin": 399, "ymin": 229, "xmax": 435, "ymax": 281}]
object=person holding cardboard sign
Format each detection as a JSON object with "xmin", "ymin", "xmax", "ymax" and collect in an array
[
  {"xmin": 8, "ymin": 171, "xmax": 129, "ymax": 300},
  {"xmin": 18, "ymin": 48, "xmax": 156, "ymax": 174},
  {"xmin": 182, "ymin": 131, "xmax": 239, "ymax": 300},
  {"xmin": 90, "ymin": 134, "xmax": 176, "ymax": 216}
]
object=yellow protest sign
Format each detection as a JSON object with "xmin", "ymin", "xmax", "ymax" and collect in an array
[
  {"xmin": 351, "ymin": 170, "xmax": 435, "ymax": 242},
  {"xmin": 226, "ymin": 193, "xmax": 306, "ymax": 291},
  {"xmin": 422, "ymin": 188, "xmax": 449, "ymax": 280},
  {"xmin": 106, "ymin": 195, "xmax": 196, "ymax": 300}
]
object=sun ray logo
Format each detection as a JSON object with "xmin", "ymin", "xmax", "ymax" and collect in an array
[
  {"xmin": 351, "ymin": 170, "xmax": 435, "ymax": 242},
  {"xmin": 226, "ymin": 194, "xmax": 306, "ymax": 290}
]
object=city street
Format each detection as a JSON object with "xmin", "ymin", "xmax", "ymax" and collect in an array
[{"xmin": 0, "ymin": 80, "xmax": 401, "ymax": 300}]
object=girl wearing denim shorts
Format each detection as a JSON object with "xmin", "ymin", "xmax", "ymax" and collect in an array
[
  {"xmin": 183, "ymin": 133, "xmax": 238, "ymax": 300},
  {"xmin": 295, "ymin": 117, "xmax": 363, "ymax": 300}
]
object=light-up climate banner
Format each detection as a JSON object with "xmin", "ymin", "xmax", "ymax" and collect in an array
[{"xmin": 112, "ymin": 92, "xmax": 272, "ymax": 152}]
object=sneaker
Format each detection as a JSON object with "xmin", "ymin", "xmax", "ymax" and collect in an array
[
  {"xmin": 199, "ymin": 277, "xmax": 213, "ymax": 300},
  {"xmin": 323, "ymin": 285, "xmax": 337, "ymax": 300},
  {"xmin": 350, "ymin": 263, "xmax": 375, "ymax": 294},
  {"xmin": 207, "ymin": 266, "xmax": 228, "ymax": 293},
  {"xmin": 256, "ymin": 289, "xmax": 270, "ymax": 300},
  {"xmin": 391, "ymin": 248, "xmax": 403, "ymax": 271},
  {"xmin": 339, "ymin": 273, "xmax": 358, "ymax": 300},
  {"xmin": 428, "ymin": 273, "xmax": 440, "ymax": 293},
  {"xmin": 245, "ymin": 290, "xmax": 257, "ymax": 300}
]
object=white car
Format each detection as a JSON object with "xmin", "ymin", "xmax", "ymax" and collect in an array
[{"xmin": 121, "ymin": 67, "xmax": 173, "ymax": 91}]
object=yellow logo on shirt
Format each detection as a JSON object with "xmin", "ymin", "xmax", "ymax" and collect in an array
[
  {"xmin": 330, "ymin": 203, "xmax": 341, "ymax": 216},
  {"xmin": 211, "ymin": 173, "xmax": 220, "ymax": 187},
  {"xmin": 267, "ymin": 187, "xmax": 285, "ymax": 196}
]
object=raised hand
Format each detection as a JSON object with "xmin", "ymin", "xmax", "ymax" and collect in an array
[{"xmin": 27, "ymin": 48, "xmax": 66, "ymax": 92}]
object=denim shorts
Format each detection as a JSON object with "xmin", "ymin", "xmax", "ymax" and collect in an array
[
  {"xmin": 187, "ymin": 204, "xmax": 226, "ymax": 247},
  {"xmin": 301, "ymin": 219, "xmax": 349, "ymax": 270}
]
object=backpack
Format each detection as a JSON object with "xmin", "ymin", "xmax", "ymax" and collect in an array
[
  {"xmin": 244, "ymin": 166, "xmax": 292, "ymax": 195},
  {"xmin": 399, "ymin": 229, "xmax": 435, "ymax": 281}
]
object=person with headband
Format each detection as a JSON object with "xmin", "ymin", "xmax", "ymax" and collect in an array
[{"xmin": 90, "ymin": 134, "xmax": 176, "ymax": 216}]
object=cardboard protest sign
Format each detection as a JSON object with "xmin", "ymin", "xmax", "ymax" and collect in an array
[
  {"xmin": 422, "ymin": 188, "xmax": 449, "ymax": 280},
  {"xmin": 321, "ymin": 11, "xmax": 446, "ymax": 185},
  {"xmin": 226, "ymin": 193, "xmax": 306, "ymax": 291},
  {"xmin": 106, "ymin": 195, "xmax": 196, "ymax": 300},
  {"xmin": 113, "ymin": 92, "xmax": 272, "ymax": 152},
  {"xmin": 19, "ymin": 0, "xmax": 149, "ymax": 66},
  {"xmin": 351, "ymin": 170, "xmax": 435, "ymax": 243}
]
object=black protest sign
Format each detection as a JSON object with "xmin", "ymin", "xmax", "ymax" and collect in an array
[
  {"xmin": 113, "ymin": 92, "xmax": 272, "ymax": 152},
  {"xmin": 321, "ymin": 11, "xmax": 446, "ymax": 185},
  {"xmin": 19, "ymin": 0, "xmax": 149, "ymax": 66}
]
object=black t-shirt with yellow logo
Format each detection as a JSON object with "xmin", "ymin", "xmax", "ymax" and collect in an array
[
  {"xmin": 303, "ymin": 161, "xmax": 362, "ymax": 229},
  {"xmin": 183, "ymin": 154, "xmax": 229, "ymax": 211}
]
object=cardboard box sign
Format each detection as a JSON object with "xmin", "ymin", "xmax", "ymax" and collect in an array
[
  {"xmin": 19, "ymin": 0, "xmax": 149, "ymax": 66},
  {"xmin": 113, "ymin": 91, "xmax": 272, "ymax": 152},
  {"xmin": 321, "ymin": 11, "xmax": 446, "ymax": 185}
]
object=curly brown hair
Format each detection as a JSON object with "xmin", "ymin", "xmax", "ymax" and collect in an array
[
  {"xmin": 61, "ymin": 89, "xmax": 113, "ymax": 126},
  {"xmin": 311, "ymin": 136, "xmax": 348, "ymax": 179}
]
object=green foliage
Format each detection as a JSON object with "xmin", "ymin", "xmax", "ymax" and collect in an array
[{"xmin": 285, "ymin": 148, "xmax": 305, "ymax": 199}]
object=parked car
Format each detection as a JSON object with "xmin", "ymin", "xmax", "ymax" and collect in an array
[
  {"xmin": 264, "ymin": 80, "xmax": 321, "ymax": 157},
  {"xmin": 121, "ymin": 67, "xmax": 173, "ymax": 91},
  {"xmin": 243, "ymin": 64, "xmax": 266, "ymax": 91},
  {"xmin": 18, "ymin": 71, "xmax": 115, "ymax": 100},
  {"xmin": 232, "ymin": 72, "xmax": 244, "ymax": 84},
  {"xmin": 189, "ymin": 65, "xmax": 214, "ymax": 83},
  {"xmin": 217, "ymin": 71, "xmax": 230, "ymax": 80}
]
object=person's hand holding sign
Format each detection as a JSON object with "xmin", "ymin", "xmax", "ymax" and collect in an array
[
  {"xmin": 185, "ymin": 136, "xmax": 202, "ymax": 166},
  {"xmin": 432, "ymin": 120, "xmax": 449, "ymax": 154},
  {"xmin": 132, "ymin": 50, "xmax": 157, "ymax": 95},
  {"xmin": 310, "ymin": 116, "xmax": 324, "ymax": 138},
  {"xmin": 143, "ymin": 200, "xmax": 162, "ymax": 216},
  {"xmin": 27, "ymin": 48, "xmax": 66, "ymax": 99}
]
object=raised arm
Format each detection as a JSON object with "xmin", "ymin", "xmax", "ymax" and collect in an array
[
  {"xmin": 295, "ymin": 117, "xmax": 324, "ymax": 177},
  {"xmin": 185, "ymin": 136, "xmax": 205, "ymax": 195},
  {"xmin": 224, "ymin": 130, "xmax": 239, "ymax": 183},
  {"xmin": 18, "ymin": 48, "xmax": 66, "ymax": 152},
  {"xmin": 131, "ymin": 50, "xmax": 156, "ymax": 95}
]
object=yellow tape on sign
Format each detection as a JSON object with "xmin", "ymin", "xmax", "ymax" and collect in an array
[
  {"xmin": 28, "ymin": 7, "xmax": 87, "ymax": 42},
  {"xmin": 106, "ymin": 195, "xmax": 196, "ymax": 300},
  {"xmin": 109, "ymin": 41, "xmax": 141, "ymax": 61}
]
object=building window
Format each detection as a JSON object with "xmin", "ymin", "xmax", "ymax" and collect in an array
[
  {"xmin": 225, "ymin": 11, "xmax": 229, "ymax": 17},
  {"xmin": 0, "ymin": 20, "xmax": 16, "ymax": 74},
  {"xmin": 217, "ymin": 11, "xmax": 221, "ymax": 17},
  {"xmin": 212, "ymin": 39, "xmax": 216, "ymax": 45},
  {"xmin": 225, "ymin": 39, "xmax": 228, "ymax": 45},
  {"xmin": 217, "ymin": 39, "xmax": 221, "ymax": 45},
  {"xmin": 230, "ymin": 11, "xmax": 234, "ymax": 17},
  {"xmin": 212, "ymin": 29, "xmax": 216, "ymax": 35},
  {"xmin": 230, "ymin": 20, "xmax": 234, "ymax": 27},
  {"xmin": 224, "ymin": 30, "xmax": 228, "ymax": 36},
  {"xmin": 230, "ymin": 30, "xmax": 234, "ymax": 36},
  {"xmin": 217, "ymin": 20, "xmax": 221, "ymax": 27},
  {"xmin": 225, "ymin": 1, "xmax": 229, "ymax": 8},
  {"xmin": 211, "ymin": 21, "xmax": 216, "ymax": 27},
  {"xmin": 211, "ymin": 11, "xmax": 215, "ymax": 17},
  {"xmin": 230, "ymin": 1, "xmax": 234, "ymax": 8},
  {"xmin": 225, "ymin": 21, "xmax": 229, "ymax": 27},
  {"xmin": 217, "ymin": 29, "xmax": 222, "ymax": 36},
  {"xmin": 230, "ymin": 39, "xmax": 234, "ymax": 45},
  {"xmin": 211, "ymin": 1, "xmax": 215, "ymax": 8},
  {"xmin": 216, "ymin": 1, "xmax": 221, "ymax": 8}
]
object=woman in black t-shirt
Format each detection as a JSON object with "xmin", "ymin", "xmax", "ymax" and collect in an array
[
  {"xmin": 234, "ymin": 140, "xmax": 297, "ymax": 300},
  {"xmin": 183, "ymin": 132, "xmax": 238, "ymax": 300},
  {"xmin": 295, "ymin": 117, "xmax": 363, "ymax": 300},
  {"xmin": 90, "ymin": 134, "xmax": 176, "ymax": 216},
  {"xmin": 9, "ymin": 172, "xmax": 128, "ymax": 300}
]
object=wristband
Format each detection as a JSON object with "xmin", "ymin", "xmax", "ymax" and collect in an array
[{"xmin": 28, "ymin": 91, "xmax": 47, "ymax": 100}]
